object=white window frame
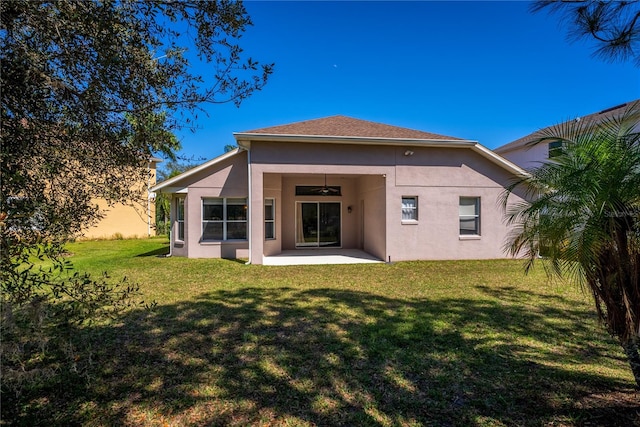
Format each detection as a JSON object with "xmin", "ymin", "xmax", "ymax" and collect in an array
[
  {"xmin": 265, "ymin": 198, "xmax": 275, "ymax": 240},
  {"xmin": 401, "ymin": 196, "xmax": 418, "ymax": 223},
  {"xmin": 201, "ymin": 197, "xmax": 247, "ymax": 241},
  {"xmin": 459, "ymin": 197, "xmax": 480, "ymax": 237},
  {"xmin": 176, "ymin": 197, "xmax": 185, "ymax": 241}
]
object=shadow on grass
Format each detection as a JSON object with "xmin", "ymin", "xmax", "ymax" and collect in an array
[
  {"xmin": 4, "ymin": 285, "xmax": 638, "ymax": 426},
  {"xmin": 134, "ymin": 245, "xmax": 170, "ymax": 257},
  {"xmin": 222, "ymin": 257, "xmax": 250, "ymax": 265}
]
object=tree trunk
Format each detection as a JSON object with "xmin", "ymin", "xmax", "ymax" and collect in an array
[
  {"xmin": 621, "ymin": 339, "xmax": 640, "ymax": 389},
  {"xmin": 163, "ymin": 212, "xmax": 168, "ymax": 235}
]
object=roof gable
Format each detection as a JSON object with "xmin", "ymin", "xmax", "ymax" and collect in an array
[
  {"xmin": 240, "ymin": 115, "xmax": 464, "ymax": 141},
  {"xmin": 151, "ymin": 148, "xmax": 243, "ymax": 192}
]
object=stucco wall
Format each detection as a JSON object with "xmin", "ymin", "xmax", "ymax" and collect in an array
[
  {"xmin": 247, "ymin": 141, "xmax": 527, "ymax": 263},
  {"xmin": 81, "ymin": 162, "xmax": 158, "ymax": 239},
  {"xmin": 385, "ymin": 146, "xmax": 526, "ymax": 261},
  {"xmin": 497, "ymin": 143, "xmax": 549, "ymax": 171},
  {"xmin": 263, "ymin": 173, "xmax": 283, "ymax": 256},
  {"xmin": 171, "ymin": 151, "xmax": 249, "ymax": 259},
  {"xmin": 164, "ymin": 142, "xmax": 527, "ymax": 262},
  {"xmin": 357, "ymin": 174, "xmax": 386, "ymax": 260},
  {"xmin": 83, "ymin": 198, "xmax": 153, "ymax": 239}
]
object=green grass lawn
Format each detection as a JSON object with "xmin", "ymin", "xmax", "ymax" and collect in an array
[{"xmin": 5, "ymin": 237, "xmax": 639, "ymax": 426}]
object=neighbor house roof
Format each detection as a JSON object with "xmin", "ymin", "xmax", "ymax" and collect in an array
[{"xmin": 495, "ymin": 100, "xmax": 639, "ymax": 155}]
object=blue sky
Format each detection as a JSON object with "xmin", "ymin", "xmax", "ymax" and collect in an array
[{"xmin": 171, "ymin": 1, "xmax": 639, "ymax": 163}]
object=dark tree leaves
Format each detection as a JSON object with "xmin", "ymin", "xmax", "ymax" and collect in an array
[
  {"xmin": 0, "ymin": 0, "xmax": 272, "ymax": 395},
  {"xmin": 532, "ymin": 0, "xmax": 640, "ymax": 66}
]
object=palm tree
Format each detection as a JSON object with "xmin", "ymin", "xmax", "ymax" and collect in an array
[{"xmin": 502, "ymin": 101, "xmax": 640, "ymax": 388}]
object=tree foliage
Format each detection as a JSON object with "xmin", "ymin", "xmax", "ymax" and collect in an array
[
  {"xmin": 502, "ymin": 101, "xmax": 640, "ymax": 387},
  {"xmin": 1, "ymin": 0, "xmax": 272, "ymax": 394},
  {"xmin": 532, "ymin": 0, "xmax": 640, "ymax": 66},
  {"xmin": 2, "ymin": 0, "xmax": 272, "ymax": 238}
]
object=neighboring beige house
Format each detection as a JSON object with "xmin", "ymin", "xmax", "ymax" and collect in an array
[
  {"xmin": 152, "ymin": 116, "xmax": 529, "ymax": 264},
  {"xmin": 495, "ymin": 100, "xmax": 639, "ymax": 170},
  {"xmin": 81, "ymin": 157, "xmax": 162, "ymax": 239}
]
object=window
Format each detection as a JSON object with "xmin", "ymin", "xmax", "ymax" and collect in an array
[
  {"xmin": 459, "ymin": 197, "xmax": 480, "ymax": 236},
  {"xmin": 265, "ymin": 198, "xmax": 275, "ymax": 240},
  {"xmin": 548, "ymin": 140, "xmax": 563, "ymax": 158},
  {"xmin": 402, "ymin": 196, "xmax": 418, "ymax": 222},
  {"xmin": 176, "ymin": 197, "xmax": 185, "ymax": 241},
  {"xmin": 202, "ymin": 197, "xmax": 247, "ymax": 241}
]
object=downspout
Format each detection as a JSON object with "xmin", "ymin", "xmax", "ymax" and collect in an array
[
  {"xmin": 147, "ymin": 198, "xmax": 151, "ymax": 236},
  {"xmin": 245, "ymin": 147, "xmax": 252, "ymax": 265}
]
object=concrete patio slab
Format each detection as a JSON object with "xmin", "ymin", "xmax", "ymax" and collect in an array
[{"xmin": 263, "ymin": 249, "xmax": 383, "ymax": 266}]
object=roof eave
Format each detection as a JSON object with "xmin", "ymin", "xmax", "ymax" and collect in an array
[
  {"xmin": 472, "ymin": 144, "xmax": 530, "ymax": 178},
  {"xmin": 233, "ymin": 132, "xmax": 477, "ymax": 148},
  {"xmin": 235, "ymin": 132, "xmax": 527, "ymax": 176}
]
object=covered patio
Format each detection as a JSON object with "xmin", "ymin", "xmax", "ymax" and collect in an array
[
  {"xmin": 254, "ymin": 171, "xmax": 388, "ymax": 265},
  {"xmin": 262, "ymin": 249, "xmax": 383, "ymax": 266}
]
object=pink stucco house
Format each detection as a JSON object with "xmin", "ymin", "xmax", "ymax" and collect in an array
[{"xmin": 152, "ymin": 116, "xmax": 529, "ymax": 264}]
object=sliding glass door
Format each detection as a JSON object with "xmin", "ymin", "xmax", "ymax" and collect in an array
[{"xmin": 295, "ymin": 202, "xmax": 341, "ymax": 248}]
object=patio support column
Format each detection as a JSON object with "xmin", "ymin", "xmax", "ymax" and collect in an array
[{"xmin": 249, "ymin": 164, "xmax": 264, "ymax": 264}]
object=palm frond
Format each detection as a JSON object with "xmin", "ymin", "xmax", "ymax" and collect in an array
[{"xmin": 502, "ymin": 100, "xmax": 640, "ymax": 345}]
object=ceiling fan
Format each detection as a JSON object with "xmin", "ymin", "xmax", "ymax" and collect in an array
[{"xmin": 311, "ymin": 174, "xmax": 340, "ymax": 195}]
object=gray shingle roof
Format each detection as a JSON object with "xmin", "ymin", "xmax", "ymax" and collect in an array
[
  {"xmin": 495, "ymin": 100, "xmax": 639, "ymax": 154},
  {"xmin": 241, "ymin": 115, "xmax": 464, "ymax": 141}
]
